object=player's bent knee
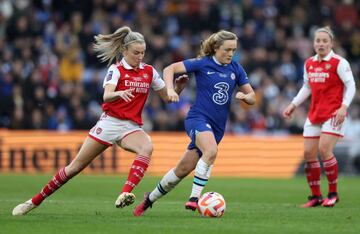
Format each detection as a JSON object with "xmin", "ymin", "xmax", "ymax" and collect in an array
[
  {"xmin": 205, "ymin": 147, "xmax": 218, "ymax": 155},
  {"xmin": 203, "ymin": 147, "xmax": 218, "ymax": 162},
  {"xmin": 137, "ymin": 143, "xmax": 153, "ymax": 157}
]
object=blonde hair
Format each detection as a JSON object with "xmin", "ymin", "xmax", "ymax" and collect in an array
[
  {"xmin": 93, "ymin": 26, "xmax": 145, "ymax": 64},
  {"xmin": 315, "ymin": 26, "xmax": 334, "ymax": 40},
  {"xmin": 199, "ymin": 30, "xmax": 238, "ymax": 57}
]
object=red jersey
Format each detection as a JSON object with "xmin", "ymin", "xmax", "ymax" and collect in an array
[
  {"xmin": 304, "ymin": 51, "xmax": 344, "ymax": 124},
  {"xmin": 102, "ymin": 58, "xmax": 165, "ymax": 125}
]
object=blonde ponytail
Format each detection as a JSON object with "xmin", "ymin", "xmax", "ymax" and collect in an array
[{"xmin": 93, "ymin": 26, "xmax": 145, "ymax": 65}]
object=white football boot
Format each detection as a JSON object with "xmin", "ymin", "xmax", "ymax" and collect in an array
[
  {"xmin": 12, "ymin": 199, "xmax": 37, "ymax": 216},
  {"xmin": 115, "ymin": 192, "xmax": 136, "ymax": 208}
]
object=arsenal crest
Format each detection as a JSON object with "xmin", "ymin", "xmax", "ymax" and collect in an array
[{"xmin": 96, "ymin": 127, "xmax": 102, "ymax": 135}]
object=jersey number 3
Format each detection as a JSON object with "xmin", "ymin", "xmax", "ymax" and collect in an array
[{"xmin": 213, "ymin": 82, "xmax": 229, "ymax": 105}]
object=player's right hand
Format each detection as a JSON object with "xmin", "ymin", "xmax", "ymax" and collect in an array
[
  {"xmin": 117, "ymin": 89, "xmax": 134, "ymax": 102},
  {"xmin": 333, "ymin": 104, "xmax": 347, "ymax": 126},
  {"xmin": 167, "ymin": 88, "xmax": 179, "ymax": 102},
  {"xmin": 282, "ymin": 103, "xmax": 296, "ymax": 119}
]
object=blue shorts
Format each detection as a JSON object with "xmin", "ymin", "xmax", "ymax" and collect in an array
[{"xmin": 184, "ymin": 117, "xmax": 224, "ymax": 157}]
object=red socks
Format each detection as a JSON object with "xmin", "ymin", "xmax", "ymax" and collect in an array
[
  {"xmin": 305, "ymin": 161, "xmax": 321, "ymax": 196},
  {"xmin": 32, "ymin": 168, "xmax": 69, "ymax": 206},
  {"xmin": 30, "ymin": 155, "xmax": 151, "ymax": 206},
  {"xmin": 121, "ymin": 155, "xmax": 150, "ymax": 193},
  {"xmin": 323, "ymin": 156, "xmax": 338, "ymax": 194},
  {"xmin": 305, "ymin": 156, "xmax": 338, "ymax": 196}
]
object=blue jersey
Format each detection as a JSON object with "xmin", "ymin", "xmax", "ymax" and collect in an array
[{"xmin": 183, "ymin": 56, "xmax": 249, "ymax": 132}]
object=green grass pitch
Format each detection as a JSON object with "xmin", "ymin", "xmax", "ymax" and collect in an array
[{"xmin": 0, "ymin": 174, "xmax": 359, "ymax": 234}]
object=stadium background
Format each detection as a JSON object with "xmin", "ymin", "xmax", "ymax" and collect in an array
[{"xmin": 0, "ymin": 0, "xmax": 359, "ymax": 175}]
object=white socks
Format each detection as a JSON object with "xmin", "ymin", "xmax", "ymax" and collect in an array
[
  {"xmin": 149, "ymin": 168, "xmax": 181, "ymax": 202},
  {"xmin": 190, "ymin": 158, "xmax": 213, "ymax": 198},
  {"xmin": 148, "ymin": 159, "xmax": 214, "ymax": 202}
]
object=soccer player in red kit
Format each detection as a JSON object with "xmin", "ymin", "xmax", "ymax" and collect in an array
[
  {"xmin": 283, "ymin": 26, "xmax": 356, "ymax": 208},
  {"xmin": 12, "ymin": 26, "xmax": 188, "ymax": 215}
]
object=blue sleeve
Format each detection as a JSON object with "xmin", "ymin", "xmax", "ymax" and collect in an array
[
  {"xmin": 236, "ymin": 64, "xmax": 249, "ymax": 87},
  {"xmin": 183, "ymin": 57, "xmax": 206, "ymax": 73}
]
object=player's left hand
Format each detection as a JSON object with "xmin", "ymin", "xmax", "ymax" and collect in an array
[
  {"xmin": 235, "ymin": 91, "xmax": 246, "ymax": 100},
  {"xmin": 333, "ymin": 104, "xmax": 347, "ymax": 126},
  {"xmin": 235, "ymin": 91, "xmax": 256, "ymax": 105},
  {"xmin": 175, "ymin": 74, "xmax": 189, "ymax": 85},
  {"xmin": 174, "ymin": 74, "xmax": 189, "ymax": 94}
]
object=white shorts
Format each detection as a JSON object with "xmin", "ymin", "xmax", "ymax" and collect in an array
[
  {"xmin": 88, "ymin": 113, "xmax": 144, "ymax": 146},
  {"xmin": 303, "ymin": 117, "xmax": 347, "ymax": 138}
]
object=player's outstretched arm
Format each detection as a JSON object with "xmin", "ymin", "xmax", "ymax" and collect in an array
[
  {"xmin": 163, "ymin": 62, "xmax": 187, "ymax": 102},
  {"xmin": 282, "ymin": 84, "xmax": 311, "ymax": 119},
  {"xmin": 156, "ymin": 74, "xmax": 188, "ymax": 103}
]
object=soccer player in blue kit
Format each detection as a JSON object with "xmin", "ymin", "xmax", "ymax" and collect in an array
[{"xmin": 133, "ymin": 30, "xmax": 256, "ymax": 216}]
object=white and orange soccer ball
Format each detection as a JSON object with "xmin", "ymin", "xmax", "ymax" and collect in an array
[{"xmin": 197, "ymin": 192, "xmax": 226, "ymax": 218}]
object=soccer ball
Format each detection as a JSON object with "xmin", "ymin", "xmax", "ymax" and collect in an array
[{"xmin": 198, "ymin": 192, "xmax": 226, "ymax": 218}]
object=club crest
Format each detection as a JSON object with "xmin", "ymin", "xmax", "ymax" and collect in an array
[
  {"xmin": 96, "ymin": 127, "xmax": 102, "ymax": 135},
  {"xmin": 106, "ymin": 71, "xmax": 113, "ymax": 81}
]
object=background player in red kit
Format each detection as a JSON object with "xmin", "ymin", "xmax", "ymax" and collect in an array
[
  {"xmin": 283, "ymin": 26, "xmax": 356, "ymax": 208},
  {"xmin": 12, "ymin": 26, "xmax": 188, "ymax": 215}
]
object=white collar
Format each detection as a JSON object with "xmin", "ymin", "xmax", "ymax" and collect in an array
[
  {"xmin": 212, "ymin": 56, "xmax": 228, "ymax": 66},
  {"xmin": 120, "ymin": 58, "xmax": 144, "ymax": 70},
  {"xmin": 313, "ymin": 50, "xmax": 334, "ymax": 62}
]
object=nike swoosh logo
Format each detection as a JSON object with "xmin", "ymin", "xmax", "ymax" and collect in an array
[{"xmin": 207, "ymin": 71, "xmax": 215, "ymax": 75}]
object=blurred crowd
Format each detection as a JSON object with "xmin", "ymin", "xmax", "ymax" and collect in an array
[{"xmin": 0, "ymin": 0, "xmax": 359, "ymax": 137}]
